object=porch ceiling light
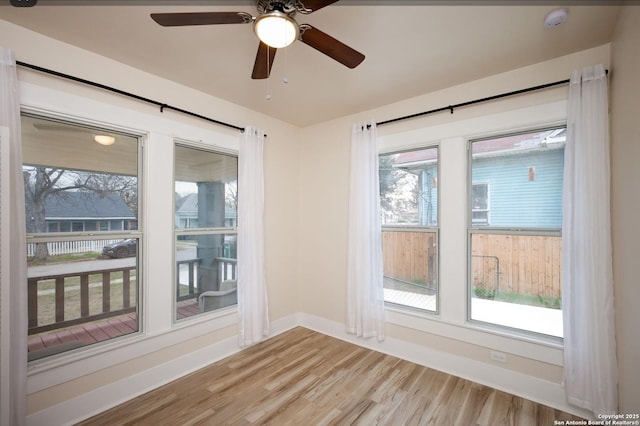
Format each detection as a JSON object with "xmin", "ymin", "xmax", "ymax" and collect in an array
[
  {"xmin": 94, "ymin": 135, "xmax": 115, "ymax": 146},
  {"xmin": 254, "ymin": 11, "xmax": 298, "ymax": 48}
]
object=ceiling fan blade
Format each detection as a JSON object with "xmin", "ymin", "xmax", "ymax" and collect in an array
[
  {"xmin": 297, "ymin": 0, "xmax": 340, "ymax": 13},
  {"xmin": 150, "ymin": 12, "xmax": 253, "ymax": 27},
  {"xmin": 252, "ymin": 42, "xmax": 277, "ymax": 79},
  {"xmin": 299, "ymin": 25, "xmax": 365, "ymax": 69}
]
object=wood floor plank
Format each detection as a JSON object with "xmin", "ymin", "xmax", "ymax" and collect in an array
[
  {"xmin": 392, "ymin": 368, "xmax": 441, "ymax": 425},
  {"xmin": 455, "ymin": 381, "xmax": 494, "ymax": 426},
  {"xmin": 77, "ymin": 327, "xmax": 584, "ymax": 426}
]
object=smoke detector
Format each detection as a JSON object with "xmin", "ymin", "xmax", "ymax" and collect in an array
[{"xmin": 544, "ymin": 8, "xmax": 568, "ymax": 27}]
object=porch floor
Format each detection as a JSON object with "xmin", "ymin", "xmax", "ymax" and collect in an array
[{"xmin": 28, "ymin": 299, "xmax": 200, "ymax": 361}]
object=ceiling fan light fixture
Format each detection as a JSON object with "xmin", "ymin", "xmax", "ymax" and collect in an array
[
  {"xmin": 94, "ymin": 134, "xmax": 115, "ymax": 146},
  {"xmin": 254, "ymin": 11, "xmax": 298, "ymax": 48}
]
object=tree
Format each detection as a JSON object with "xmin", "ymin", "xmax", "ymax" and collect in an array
[
  {"xmin": 379, "ymin": 155, "xmax": 398, "ymax": 214},
  {"xmin": 23, "ymin": 166, "xmax": 137, "ymax": 262},
  {"xmin": 379, "ymin": 155, "xmax": 419, "ymax": 224},
  {"xmin": 225, "ymin": 180, "xmax": 238, "ymax": 210}
]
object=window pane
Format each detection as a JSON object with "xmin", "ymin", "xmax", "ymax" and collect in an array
[
  {"xmin": 175, "ymin": 145, "xmax": 238, "ymax": 320},
  {"xmin": 379, "ymin": 146, "xmax": 439, "ymax": 312},
  {"xmin": 382, "ymin": 231, "xmax": 437, "ymax": 312},
  {"xmin": 22, "ymin": 115, "xmax": 141, "ymax": 361},
  {"xmin": 380, "ymin": 147, "xmax": 438, "ymax": 226},
  {"xmin": 469, "ymin": 128, "xmax": 565, "ymax": 338},
  {"xmin": 471, "ymin": 128, "xmax": 565, "ymax": 228},
  {"xmin": 175, "ymin": 145, "xmax": 237, "ymax": 230},
  {"xmin": 176, "ymin": 234, "xmax": 237, "ymax": 319},
  {"xmin": 27, "ymin": 238, "xmax": 139, "ymax": 361},
  {"xmin": 470, "ymin": 233, "xmax": 562, "ymax": 337}
]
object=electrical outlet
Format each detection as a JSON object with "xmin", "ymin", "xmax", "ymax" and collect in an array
[{"xmin": 490, "ymin": 350, "xmax": 507, "ymax": 363}]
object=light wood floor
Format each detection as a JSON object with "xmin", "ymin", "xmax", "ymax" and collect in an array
[{"xmin": 77, "ymin": 327, "xmax": 582, "ymax": 425}]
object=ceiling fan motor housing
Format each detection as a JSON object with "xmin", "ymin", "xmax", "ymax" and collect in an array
[{"xmin": 258, "ymin": 0, "xmax": 297, "ymax": 16}]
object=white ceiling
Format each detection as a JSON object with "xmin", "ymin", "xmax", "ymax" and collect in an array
[{"xmin": 0, "ymin": 1, "xmax": 622, "ymax": 127}]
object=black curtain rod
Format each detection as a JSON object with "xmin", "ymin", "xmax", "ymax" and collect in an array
[
  {"xmin": 16, "ymin": 60, "xmax": 246, "ymax": 133},
  {"xmin": 377, "ymin": 69, "xmax": 608, "ymax": 128}
]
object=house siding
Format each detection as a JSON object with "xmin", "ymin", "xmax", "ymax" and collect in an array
[
  {"xmin": 419, "ymin": 165, "xmax": 438, "ymax": 226},
  {"xmin": 471, "ymin": 148, "xmax": 564, "ymax": 228}
]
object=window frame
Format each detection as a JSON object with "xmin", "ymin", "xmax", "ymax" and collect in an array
[
  {"xmin": 375, "ymin": 101, "xmax": 569, "ymax": 371},
  {"xmin": 19, "ymin": 82, "xmax": 242, "ymax": 398},
  {"xmin": 172, "ymin": 141, "xmax": 239, "ymax": 323},
  {"xmin": 22, "ymin": 112, "xmax": 145, "ymax": 362},
  {"xmin": 379, "ymin": 145, "xmax": 440, "ymax": 314},
  {"xmin": 466, "ymin": 126, "xmax": 565, "ymax": 341}
]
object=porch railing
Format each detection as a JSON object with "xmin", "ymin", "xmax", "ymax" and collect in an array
[
  {"xmin": 176, "ymin": 257, "xmax": 237, "ymax": 301},
  {"xmin": 218, "ymin": 257, "xmax": 237, "ymax": 282},
  {"xmin": 28, "ymin": 266, "xmax": 136, "ymax": 335},
  {"xmin": 29, "ymin": 257, "xmax": 237, "ymax": 335},
  {"xmin": 176, "ymin": 258, "xmax": 201, "ymax": 301}
]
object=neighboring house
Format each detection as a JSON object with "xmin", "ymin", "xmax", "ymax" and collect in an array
[
  {"xmin": 389, "ymin": 149, "xmax": 439, "ymax": 226},
  {"xmin": 175, "ymin": 192, "xmax": 237, "ymax": 258},
  {"xmin": 175, "ymin": 192, "xmax": 237, "ymax": 229},
  {"xmin": 469, "ymin": 128, "xmax": 565, "ymax": 228},
  {"xmin": 44, "ymin": 192, "xmax": 136, "ymax": 232},
  {"xmin": 392, "ymin": 128, "xmax": 565, "ymax": 228}
]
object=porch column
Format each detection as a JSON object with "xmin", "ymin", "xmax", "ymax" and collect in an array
[{"xmin": 197, "ymin": 181, "xmax": 225, "ymax": 292}]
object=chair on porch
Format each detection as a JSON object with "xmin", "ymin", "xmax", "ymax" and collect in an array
[{"xmin": 198, "ymin": 279, "xmax": 237, "ymax": 312}]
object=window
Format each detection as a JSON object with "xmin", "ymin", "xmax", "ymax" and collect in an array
[
  {"xmin": 174, "ymin": 144, "xmax": 238, "ymax": 320},
  {"xmin": 23, "ymin": 114, "xmax": 141, "ymax": 361},
  {"xmin": 471, "ymin": 182, "xmax": 490, "ymax": 225},
  {"xmin": 469, "ymin": 127, "xmax": 565, "ymax": 338},
  {"xmin": 379, "ymin": 146, "xmax": 438, "ymax": 312}
]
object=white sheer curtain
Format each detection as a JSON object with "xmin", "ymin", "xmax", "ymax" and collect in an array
[
  {"xmin": 237, "ymin": 126, "xmax": 269, "ymax": 347},
  {"xmin": 562, "ymin": 64, "xmax": 617, "ymax": 416},
  {"xmin": 0, "ymin": 47, "xmax": 27, "ymax": 426},
  {"xmin": 346, "ymin": 122, "xmax": 385, "ymax": 341}
]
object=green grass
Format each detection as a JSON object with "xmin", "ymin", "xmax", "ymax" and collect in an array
[
  {"xmin": 36, "ymin": 279, "xmax": 137, "ymax": 326},
  {"xmin": 28, "ymin": 252, "xmax": 101, "ymax": 266},
  {"xmin": 177, "ymin": 283, "xmax": 195, "ymax": 297},
  {"xmin": 474, "ymin": 288, "xmax": 562, "ymax": 310}
]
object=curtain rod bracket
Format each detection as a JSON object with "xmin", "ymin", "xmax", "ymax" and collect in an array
[
  {"xmin": 160, "ymin": 104, "xmax": 167, "ymax": 113},
  {"xmin": 448, "ymin": 106, "xmax": 454, "ymax": 114},
  {"xmin": 240, "ymin": 128, "xmax": 268, "ymax": 138}
]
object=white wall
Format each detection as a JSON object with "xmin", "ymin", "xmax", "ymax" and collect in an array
[
  {"xmin": 1, "ymin": 18, "xmax": 302, "ymax": 424},
  {"xmin": 610, "ymin": 5, "xmax": 640, "ymax": 414},
  {"xmin": 297, "ymin": 44, "xmax": 611, "ymax": 419}
]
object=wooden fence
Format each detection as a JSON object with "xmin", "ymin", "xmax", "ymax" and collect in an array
[
  {"xmin": 471, "ymin": 233, "xmax": 562, "ymax": 299},
  {"xmin": 382, "ymin": 231, "xmax": 562, "ymax": 299},
  {"xmin": 382, "ymin": 231, "xmax": 437, "ymax": 286}
]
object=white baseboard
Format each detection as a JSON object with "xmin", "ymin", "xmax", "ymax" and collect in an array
[{"xmin": 26, "ymin": 312, "xmax": 591, "ymax": 425}]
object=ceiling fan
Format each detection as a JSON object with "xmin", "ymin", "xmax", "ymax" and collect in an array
[{"xmin": 150, "ymin": 0, "xmax": 365, "ymax": 79}]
